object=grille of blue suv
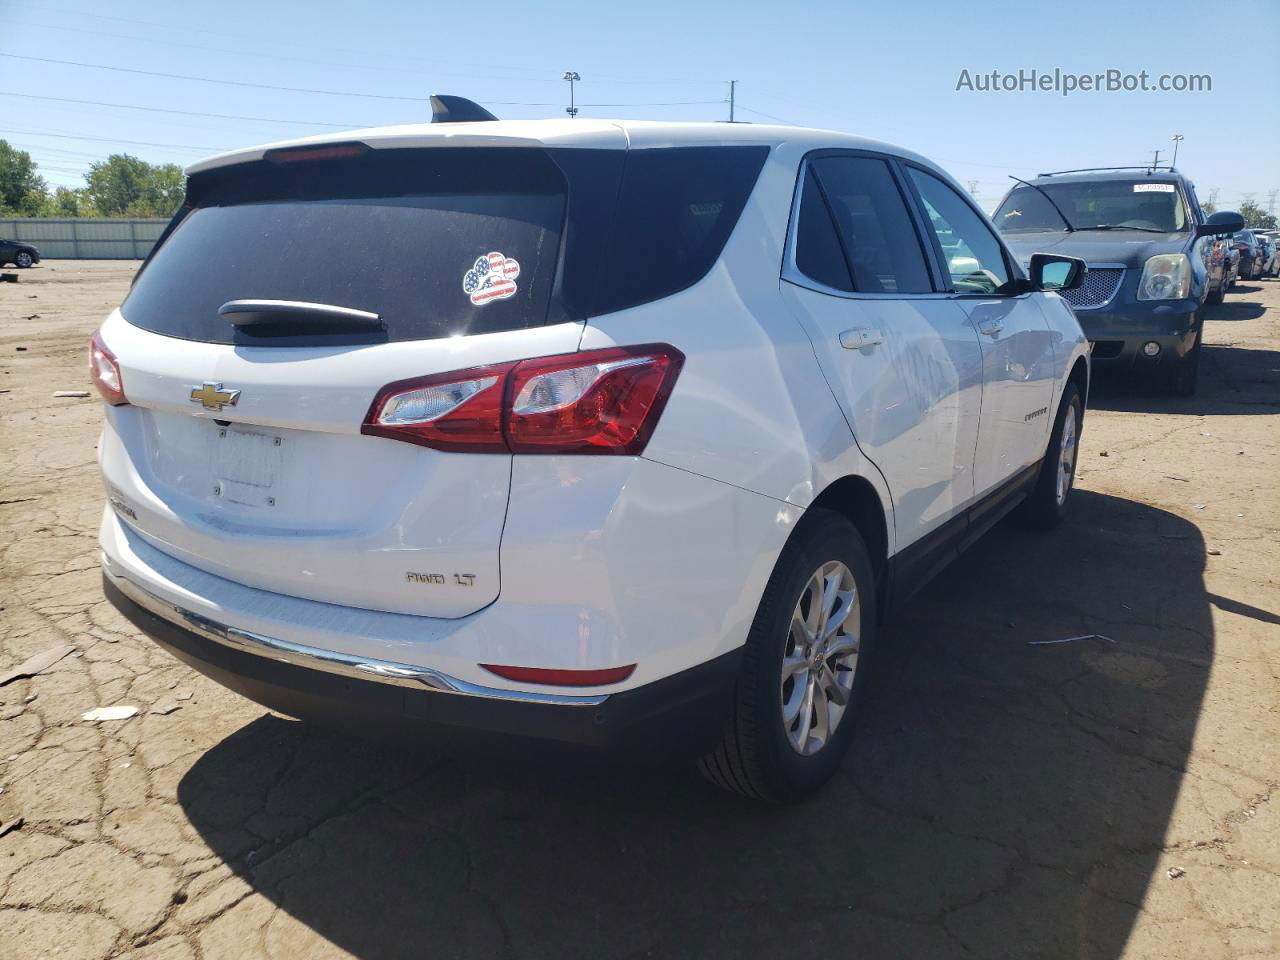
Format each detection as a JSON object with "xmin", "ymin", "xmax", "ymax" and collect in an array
[{"xmin": 1059, "ymin": 267, "xmax": 1124, "ymax": 309}]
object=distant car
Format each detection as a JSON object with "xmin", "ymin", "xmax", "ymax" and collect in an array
[
  {"xmin": 993, "ymin": 167, "xmax": 1243, "ymax": 395},
  {"xmin": 1259, "ymin": 234, "xmax": 1278, "ymax": 277},
  {"xmin": 1232, "ymin": 230, "xmax": 1265, "ymax": 280},
  {"xmin": 0, "ymin": 238, "xmax": 40, "ymax": 268},
  {"xmin": 1207, "ymin": 233, "xmax": 1239, "ymax": 302}
]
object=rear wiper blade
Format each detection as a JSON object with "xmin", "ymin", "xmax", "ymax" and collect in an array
[
  {"xmin": 218, "ymin": 299, "xmax": 383, "ymax": 330},
  {"xmin": 1075, "ymin": 224, "xmax": 1167, "ymax": 234}
]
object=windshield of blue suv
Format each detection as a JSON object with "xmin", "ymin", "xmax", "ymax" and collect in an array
[{"xmin": 994, "ymin": 180, "xmax": 1189, "ymax": 233}]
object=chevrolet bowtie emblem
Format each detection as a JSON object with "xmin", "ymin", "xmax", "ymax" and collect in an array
[{"xmin": 190, "ymin": 381, "xmax": 240, "ymax": 412}]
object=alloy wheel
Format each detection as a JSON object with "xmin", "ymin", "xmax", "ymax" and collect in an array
[
  {"xmin": 1056, "ymin": 402, "xmax": 1079, "ymax": 505},
  {"xmin": 780, "ymin": 560, "xmax": 860, "ymax": 756}
]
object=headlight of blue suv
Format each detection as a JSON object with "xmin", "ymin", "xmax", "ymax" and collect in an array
[{"xmin": 1137, "ymin": 253, "xmax": 1191, "ymax": 301}]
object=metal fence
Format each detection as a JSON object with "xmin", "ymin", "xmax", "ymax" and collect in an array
[{"xmin": 0, "ymin": 218, "xmax": 170, "ymax": 259}]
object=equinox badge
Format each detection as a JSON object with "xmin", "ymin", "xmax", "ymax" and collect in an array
[{"xmin": 190, "ymin": 381, "xmax": 241, "ymax": 412}]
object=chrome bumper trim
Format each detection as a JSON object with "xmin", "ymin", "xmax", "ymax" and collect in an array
[{"xmin": 106, "ymin": 567, "xmax": 609, "ymax": 707}]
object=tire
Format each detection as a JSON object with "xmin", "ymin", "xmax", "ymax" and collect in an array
[
  {"xmin": 697, "ymin": 511, "xmax": 877, "ymax": 802},
  {"xmin": 1019, "ymin": 380, "xmax": 1083, "ymax": 529},
  {"xmin": 1163, "ymin": 329, "xmax": 1201, "ymax": 397},
  {"xmin": 1207, "ymin": 280, "xmax": 1224, "ymax": 305},
  {"xmin": 14, "ymin": 252, "xmax": 33, "ymax": 268}
]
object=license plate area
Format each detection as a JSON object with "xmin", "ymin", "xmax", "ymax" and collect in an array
[{"xmin": 213, "ymin": 426, "xmax": 284, "ymax": 507}]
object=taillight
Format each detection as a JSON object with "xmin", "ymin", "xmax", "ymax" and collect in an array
[
  {"xmin": 89, "ymin": 330, "xmax": 127, "ymax": 406},
  {"xmin": 361, "ymin": 344, "xmax": 683, "ymax": 455},
  {"xmin": 362, "ymin": 363, "xmax": 515, "ymax": 453}
]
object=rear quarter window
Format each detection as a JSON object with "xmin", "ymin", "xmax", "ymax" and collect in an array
[{"xmin": 590, "ymin": 146, "xmax": 769, "ymax": 316}]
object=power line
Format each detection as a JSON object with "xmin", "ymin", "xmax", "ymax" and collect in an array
[
  {"xmin": 4, "ymin": 19, "xmax": 565, "ymax": 85},
  {"xmin": 736, "ymin": 105, "xmax": 799, "ymax": 125},
  {"xmin": 0, "ymin": 128, "xmax": 223, "ymax": 152},
  {"xmin": 0, "ymin": 53, "xmax": 430, "ymax": 101},
  {"xmin": 0, "ymin": 55, "xmax": 723, "ymax": 111},
  {"xmin": 0, "ymin": 92, "xmax": 360, "ymax": 128}
]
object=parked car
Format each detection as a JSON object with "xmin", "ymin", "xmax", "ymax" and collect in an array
[
  {"xmin": 94, "ymin": 103, "xmax": 1091, "ymax": 801},
  {"xmin": 1232, "ymin": 230, "xmax": 1266, "ymax": 280},
  {"xmin": 1219, "ymin": 236, "xmax": 1242, "ymax": 292},
  {"xmin": 993, "ymin": 167, "xmax": 1243, "ymax": 394},
  {"xmin": 1258, "ymin": 234, "xmax": 1278, "ymax": 277},
  {"xmin": 0, "ymin": 238, "xmax": 40, "ymax": 268}
]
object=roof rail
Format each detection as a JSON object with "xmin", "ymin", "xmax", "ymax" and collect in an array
[
  {"xmin": 430, "ymin": 95, "xmax": 498, "ymax": 124},
  {"xmin": 1036, "ymin": 165, "xmax": 1179, "ymax": 177}
]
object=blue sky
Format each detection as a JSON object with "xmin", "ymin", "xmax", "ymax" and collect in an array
[{"xmin": 1, "ymin": 0, "xmax": 1276, "ymax": 213}]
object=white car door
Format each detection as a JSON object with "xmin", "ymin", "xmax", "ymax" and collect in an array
[
  {"xmin": 904, "ymin": 166, "xmax": 1057, "ymax": 499},
  {"xmin": 780, "ymin": 153, "xmax": 984, "ymax": 553}
]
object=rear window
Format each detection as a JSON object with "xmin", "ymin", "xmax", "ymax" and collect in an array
[
  {"xmin": 124, "ymin": 149, "xmax": 570, "ymax": 346},
  {"xmin": 124, "ymin": 144, "xmax": 767, "ymax": 346}
]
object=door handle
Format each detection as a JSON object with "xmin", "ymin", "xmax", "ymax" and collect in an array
[
  {"xmin": 839, "ymin": 327, "xmax": 884, "ymax": 350},
  {"xmin": 977, "ymin": 318, "xmax": 1004, "ymax": 337}
]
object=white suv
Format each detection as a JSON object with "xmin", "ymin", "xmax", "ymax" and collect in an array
[{"xmin": 94, "ymin": 111, "xmax": 1090, "ymax": 800}]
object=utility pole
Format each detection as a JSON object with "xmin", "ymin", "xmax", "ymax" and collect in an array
[
  {"xmin": 1267, "ymin": 189, "xmax": 1278, "ymax": 216},
  {"xmin": 728, "ymin": 80, "xmax": 736, "ymax": 123},
  {"xmin": 1150, "ymin": 149, "xmax": 1162, "ymax": 171},
  {"xmin": 1170, "ymin": 133, "xmax": 1184, "ymax": 168},
  {"xmin": 563, "ymin": 71, "xmax": 580, "ymax": 118},
  {"xmin": 966, "ymin": 180, "xmax": 979, "ymax": 196}
]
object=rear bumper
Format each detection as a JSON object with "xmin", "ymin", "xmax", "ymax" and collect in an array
[{"xmin": 104, "ymin": 571, "xmax": 740, "ymax": 751}]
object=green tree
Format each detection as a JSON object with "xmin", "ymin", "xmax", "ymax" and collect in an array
[
  {"xmin": 84, "ymin": 154, "xmax": 185, "ymax": 217},
  {"xmin": 38, "ymin": 186, "xmax": 97, "ymax": 217},
  {"xmin": 0, "ymin": 140, "xmax": 49, "ymax": 215},
  {"xmin": 1237, "ymin": 199, "xmax": 1278, "ymax": 231}
]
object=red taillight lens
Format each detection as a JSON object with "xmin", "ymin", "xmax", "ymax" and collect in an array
[
  {"xmin": 507, "ymin": 345, "xmax": 683, "ymax": 454},
  {"xmin": 480, "ymin": 662, "xmax": 636, "ymax": 686},
  {"xmin": 361, "ymin": 344, "xmax": 683, "ymax": 455},
  {"xmin": 89, "ymin": 330, "xmax": 127, "ymax": 406},
  {"xmin": 361, "ymin": 363, "xmax": 515, "ymax": 452}
]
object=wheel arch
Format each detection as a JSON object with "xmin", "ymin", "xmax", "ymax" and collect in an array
[
  {"xmin": 1068, "ymin": 353, "xmax": 1090, "ymax": 408},
  {"xmin": 804, "ymin": 474, "xmax": 890, "ymax": 603}
]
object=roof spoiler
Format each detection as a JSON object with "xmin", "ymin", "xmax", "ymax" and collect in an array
[{"xmin": 430, "ymin": 95, "xmax": 498, "ymax": 124}]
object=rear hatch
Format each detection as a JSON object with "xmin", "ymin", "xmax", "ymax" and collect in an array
[{"xmin": 99, "ymin": 141, "xmax": 623, "ymax": 618}]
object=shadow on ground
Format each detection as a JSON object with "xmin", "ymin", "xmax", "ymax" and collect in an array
[{"xmin": 179, "ymin": 489, "xmax": 1210, "ymax": 959}]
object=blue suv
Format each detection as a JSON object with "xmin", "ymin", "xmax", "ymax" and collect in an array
[{"xmin": 993, "ymin": 167, "xmax": 1243, "ymax": 395}]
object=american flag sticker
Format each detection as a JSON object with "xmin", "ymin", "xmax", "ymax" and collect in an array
[{"xmin": 462, "ymin": 252, "xmax": 521, "ymax": 306}]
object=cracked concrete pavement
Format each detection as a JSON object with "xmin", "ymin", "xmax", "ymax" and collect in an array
[{"xmin": 1, "ymin": 260, "xmax": 1277, "ymax": 959}]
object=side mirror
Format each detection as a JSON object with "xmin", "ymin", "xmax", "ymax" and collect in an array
[
  {"xmin": 1029, "ymin": 252, "xmax": 1087, "ymax": 292},
  {"xmin": 1198, "ymin": 211, "xmax": 1245, "ymax": 237}
]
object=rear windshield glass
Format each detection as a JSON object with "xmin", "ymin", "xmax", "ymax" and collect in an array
[
  {"xmin": 124, "ymin": 144, "xmax": 768, "ymax": 345},
  {"xmin": 994, "ymin": 180, "xmax": 1188, "ymax": 233},
  {"xmin": 124, "ymin": 149, "xmax": 568, "ymax": 346}
]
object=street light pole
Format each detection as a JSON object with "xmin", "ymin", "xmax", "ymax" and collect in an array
[
  {"xmin": 1170, "ymin": 134, "xmax": 1184, "ymax": 168},
  {"xmin": 563, "ymin": 71, "xmax": 580, "ymax": 118}
]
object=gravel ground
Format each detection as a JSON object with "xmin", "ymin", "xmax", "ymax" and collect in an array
[{"xmin": 1, "ymin": 260, "xmax": 1277, "ymax": 960}]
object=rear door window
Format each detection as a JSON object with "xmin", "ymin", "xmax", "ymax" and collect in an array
[
  {"xmin": 808, "ymin": 156, "xmax": 933, "ymax": 294},
  {"xmin": 794, "ymin": 166, "xmax": 854, "ymax": 292}
]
